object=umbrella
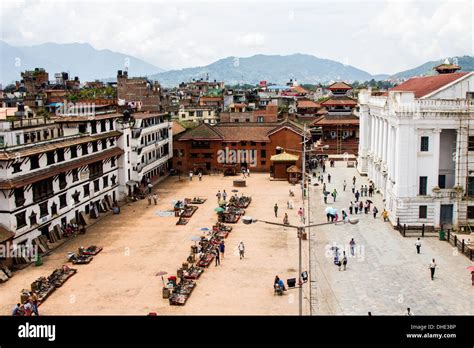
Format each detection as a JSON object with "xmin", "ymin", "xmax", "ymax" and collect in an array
[
  {"xmin": 155, "ymin": 271, "xmax": 168, "ymax": 287},
  {"xmin": 466, "ymin": 266, "xmax": 474, "ymax": 272},
  {"xmin": 325, "ymin": 207, "xmax": 337, "ymax": 216},
  {"xmin": 215, "ymin": 207, "xmax": 225, "ymax": 213},
  {"xmin": 231, "ymin": 189, "xmax": 239, "ymax": 193},
  {"xmin": 200, "ymin": 227, "xmax": 210, "ymax": 231},
  {"xmin": 366, "ymin": 200, "xmax": 373, "ymax": 204}
]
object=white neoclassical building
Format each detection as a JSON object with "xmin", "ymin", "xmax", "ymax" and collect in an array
[{"xmin": 357, "ymin": 68, "xmax": 474, "ymax": 229}]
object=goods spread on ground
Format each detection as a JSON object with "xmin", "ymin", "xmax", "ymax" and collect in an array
[
  {"xmin": 25, "ymin": 265, "xmax": 77, "ymax": 306},
  {"xmin": 164, "ymin": 195, "xmax": 251, "ymax": 306},
  {"xmin": 189, "ymin": 197, "xmax": 207, "ymax": 204}
]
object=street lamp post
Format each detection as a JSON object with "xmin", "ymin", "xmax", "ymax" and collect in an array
[{"xmin": 245, "ymin": 217, "xmax": 359, "ymax": 316}]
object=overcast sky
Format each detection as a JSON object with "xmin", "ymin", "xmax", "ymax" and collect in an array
[{"xmin": 0, "ymin": 0, "xmax": 472, "ymax": 75}]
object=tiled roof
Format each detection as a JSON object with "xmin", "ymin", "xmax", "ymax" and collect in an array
[
  {"xmin": 312, "ymin": 115, "xmax": 359, "ymax": 126},
  {"xmin": 172, "ymin": 121, "xmax": 187, "ymax": 136},
  {"xmin": 297, "ymin": 99, "xmax": 320, "ymax": 109},
  {"xmin": 270, "ymin": 152, "xmax": 299, "ymax": 162},
  {"xmin": 291, "ymin": 85, "xmax": 309, "ymax": 94},
  {"xmin": 321, "ymin": 96, "xmax": 357, "ymax": 106},
  {"xmin": 389, "ymin": 72, "xmax": 470, "ymax": 98},
  {"xmin": 216, "ymin": 124, "xmax": 276, "ymax": 142},
  {"xmin": 177, "ymin": 123, "xmax": 223, "ymax": 141},
  {"xmin": 286, "ymin": 165, "xmax": 301, "ymax": 173},
  {"xmin": 328, "ymin": 82, "xmax": 352, "ymax": 90},
  {"xmin": 177, "ymin": 120, "xmax": 304, "ymax": 142}
]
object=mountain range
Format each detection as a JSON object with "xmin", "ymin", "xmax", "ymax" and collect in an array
[
  {"xmin": 0, "ymin": 41, "xmax": 163, "ymax": 86},
  {"xmin": 149, "ymin": 54, "xmax": 375, "ymax": 87},
  {"xmin": 1, "ymin": 41, "xmax": 472, "ymax": 87}
]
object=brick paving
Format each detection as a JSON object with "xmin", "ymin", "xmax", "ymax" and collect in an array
[{"xmin": 308, "ymin": 161, "xmax": 473, "ymax": 315}]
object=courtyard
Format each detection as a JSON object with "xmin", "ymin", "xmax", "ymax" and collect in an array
[
  {"xmin": 0, "ymin": 166, "xmax": 472, "ymax": 316},
  {"xmin": 0, "ymin": 173, "xmax": 308, "ymax": 315},
  {"xmin": 308, "ymin": 162, "xmax": 473, "ymax": 315}
]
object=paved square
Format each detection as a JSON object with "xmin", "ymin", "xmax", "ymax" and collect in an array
[{"xmin": 308, "ymin": 161, "xmax": 473, "ymax": 315}]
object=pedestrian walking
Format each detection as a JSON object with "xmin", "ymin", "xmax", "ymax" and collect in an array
[
  {"xmin": 323, "ymin": 190, "xmax": 329, "ymax": 204},
  {"xmin": 274, "ymin": 203, "xmax": 279, "ymax": 217},
  {"xmin": 360, "ymin": 185, "xmax": 364, "ymax": 196},
  {"xmin": 352, "ymin": 176, "xmax": 356, "ymax": 185},
  {"xmin": 406, "ymin": 308, "xmax": 414, "ymax": 316},
  {"xmin": 216, "ymin": 190, "xmax": 221, "ymax": 202},
  {"xmin": 373, "ymin": 206, "xmax": 378, "ymax": 218},
  {"xmin": 223, "ymin": 190, "xmax": 227, "ymax": 201},
  {"xmin": 349, "ymin": 201, "xmax": 354, "ymax": 215},
  {"xmin": 365, "ymin": 185, "xmax": 369, "ymax": 196},
  {"xmin": 429, "ymin": 259, "xmax": 437, "ymax": 280},
  {"xmin": 322, "ymin": 164, "xmax": 326, "ymax": 173},
  {"xmin": 382, "ymin": 209, "xmax": 389, "ymax": 221},
  {"xmin": 298, "ymin": 207, "xmax": 304, "ymax": 222},
  {"xmin": 342, "ymin": 209, "xmax": 348, "ymax": 222},
  {"xmin": 147, "ymin": 194, "xmax": 152, "ymax": 206},
  {"xmin": 359, "ymin": 201, "xmax": 363, "ymax": 214},
  {"xmin": 352, "ymin": 184, "xmax": 355, "ymax": 194},
  {"xmin": 349, "ymin": 238, "xmax": 356, "ymax": 256},
  {"xmin": 332, "ymin": 189, "xmax": 338, "ymax": 202},
  {"xmin": 354, "ymin": 204, "xmax": 359, "ymax": 214},
  {"xmin": 368, "ymin": 186, "xmax": 373, "ymax": 197},
  {"xmin": 29, "ymin": 292, "xmax": 39, "ymax": 316},
  {"xmin": 328, "ymin": 173, "xmax": 331, "ymax": 184},
  {"xmin": 323, "ymin": 183, "xmax": 326, "ymax": 192},
  {"xmin": 198, "ymin": 172, "xmax": 202, "ymax": 181},
  {"xmin": 153, "ymin": 192, "xmax": 158, "ymax": 205},
  {"xmin": 342, "ymin": 252, "xmax": 348, "ymax": 270},
  {"xmin": 189, "ymin": 171, "xmax": 193, "ymax": 181},
  {"xmin": 214, "ymin": 247, "xmax": 220, "ymax": 266},
  {"xmin": 415, "ymin": 238, "xmax": 421, "ymax": 254},
  {"xmin": 283, "ymin": 213, "xmax": 289, "ymax": 225},
  {"xmin": 355, "ymin": 190, "xmax": 360, "ymax": 202},
  {"xmin": 343, "ymin": 180, "xmax": 347, "ymax": 191},
  {"xmin": 220, "ymin": 241, "xmax": 225, "ymax": 259},
  {"xmin": 247, "ymin": 168, "xmax": 250, "ymax": 177},
  {"xmin": 238, "ymin": 241, "xmax": 245, "ymax": 259}
]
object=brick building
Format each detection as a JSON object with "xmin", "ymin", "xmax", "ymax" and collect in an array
[
  {"xmin": 172, "ymin": 120, "xmax": 304, "ymax": 175},
  {"xmin": 117, "ymin": 70, "xmax": 163, "ymax": 112},
  {"xmin": 220, "ymin": 104, "xmax": 279, "ymax": 123}
]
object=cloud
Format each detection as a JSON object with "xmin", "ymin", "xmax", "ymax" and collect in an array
[
  {"xmin": 236, "ymin": 33, "xmax": 266, "ymax": 48},
  {"xmin": 0, "ymin": 0, "xmax": 471, "ymax": 74}
]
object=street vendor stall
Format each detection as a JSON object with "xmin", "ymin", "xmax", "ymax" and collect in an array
[{"xmin": 169, "ymin": 280, "xmax": 196, "ymax": 306}]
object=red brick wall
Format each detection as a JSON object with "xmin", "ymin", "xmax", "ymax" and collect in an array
[{"xmin": 172, "ymin": 127, "xmax": 302, "ymax": 173}]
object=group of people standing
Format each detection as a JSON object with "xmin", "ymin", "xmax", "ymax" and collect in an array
[{"xmin": 12, "ymin": 292, "xmax": 39, "ymax": 316}]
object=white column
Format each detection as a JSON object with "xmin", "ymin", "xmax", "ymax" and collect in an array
[
  {"xmin": 374, "ymin": 117, "xmax": 379, "ymax": 158},
  {"xmin": 382, "ymin": 120, "xmax": 388, "ymax": 163},
  {"xmin": 431, "ymin": 129, "xmax": 441, "ymax": 190},
  {"xmin": 386, "ymin": 123, "xmax": 392, "ymax": 171}
]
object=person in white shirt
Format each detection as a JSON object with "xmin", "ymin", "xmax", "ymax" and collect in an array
[
  {"xmin": 415, "ymin": 238, "xmax": 421, "ymax": 254},
  {"xmin": 429, "ymin": 259, "xmax": 437, "ymax": 280}
]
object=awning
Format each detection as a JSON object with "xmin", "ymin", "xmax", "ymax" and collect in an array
[
  {"xmin": 0, "ymin": 225, "xmax": 15, "ymax": 243},
  {"xmin": 126, "ymin": 180, "xmax": 138, "ymax": 186}
]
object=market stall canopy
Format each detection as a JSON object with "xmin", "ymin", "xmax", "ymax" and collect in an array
[
  {"xmin": 286, "ymin": 165, "xmax": 301, "ymax": 173},
  {"xmin": 215, "ymin": 207, "xmax": 225, "ymax": 213}
]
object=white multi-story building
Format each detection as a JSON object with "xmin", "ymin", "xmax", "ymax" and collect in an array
[
  {"xmin": 357, "ymin": 67, "xmax": 474, "ymax": 229},
  {"xmin": 117, "ymin": 112, "xmax": 172, "ymax": 196},
  {"xmin": 0, "ymin": 111, "xmax": 123, "ymax": 246}
]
